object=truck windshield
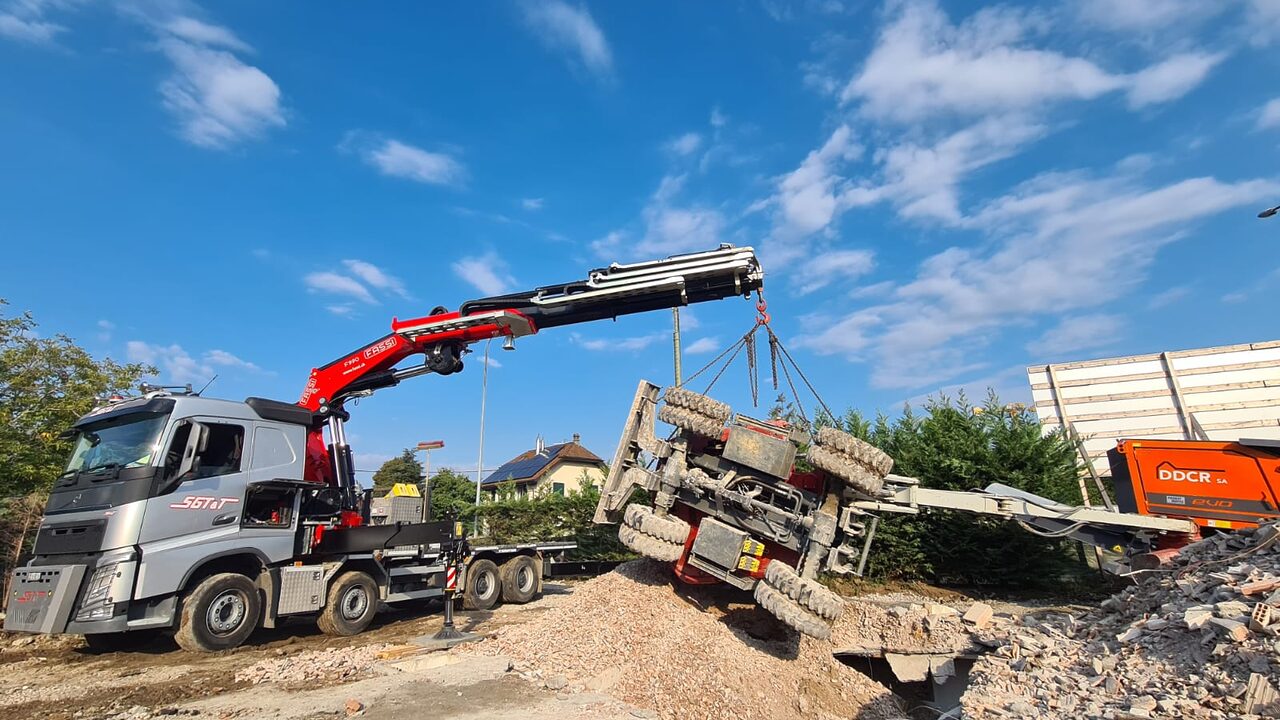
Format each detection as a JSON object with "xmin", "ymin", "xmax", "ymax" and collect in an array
[{"xmin": 64, "ymin": 412, "xmax": 169, "ymax": 473}]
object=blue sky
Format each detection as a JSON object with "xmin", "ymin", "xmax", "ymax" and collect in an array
[{"xmin": 4, "ymin": 0, "xmax": 1280, "ymax": 483}]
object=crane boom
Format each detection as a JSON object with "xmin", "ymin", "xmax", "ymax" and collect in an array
[
  {"xmin": 298, "ymin": 245, "xmax": 763, "ymax": 414},
  {"xmin": 295, "ymin": 245, "xmax": 763, "ymax": 505}
]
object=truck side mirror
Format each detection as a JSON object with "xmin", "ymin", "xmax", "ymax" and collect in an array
[{"xmin": 174, "ymin": 422, "xmax": 210, "ymax": 480}]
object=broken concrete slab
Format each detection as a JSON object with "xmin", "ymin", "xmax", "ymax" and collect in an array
[
  {"xmin": 963, "ymin": 602, "xmax": 994, "ymax": 629},
  {"xmin": 884, "ymin": 653, "xmax": 932, "ymax": 683}
]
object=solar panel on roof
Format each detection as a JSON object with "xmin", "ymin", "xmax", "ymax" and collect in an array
[{"xmin": 482, "ymin": 444, "xmax": 569, "ymax": 485}]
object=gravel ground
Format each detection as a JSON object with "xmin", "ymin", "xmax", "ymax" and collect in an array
[{"xmin": 468, "ymin": 560, "xmax": 910, "ymax": 720}]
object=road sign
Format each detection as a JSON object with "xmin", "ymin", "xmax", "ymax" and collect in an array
[{"xmin": 417, "ymin": 440, "xmax": 445, "ymax": 450}]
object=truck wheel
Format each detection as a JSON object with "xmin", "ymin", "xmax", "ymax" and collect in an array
[
  {"xmin": 619, "ymin": 524, "xmax": 684, "ymax": 562},
  {"xmin": 317, "ymin": 571, "xmax": 378, "ymax": 636},
  {"xmin": 754, "ymin": 581, "xmax": 831, "ymax": 640},
  {"xmin": 808, "ymin": 443, "xmax": 887, "ymax": 497},
  {"xmin": 173, "ymin": 573, "xmax": 261, "ymax": 652},
  {"xmin": 664, "ymin": 386, "xmax": 732, "ymax": 424},
  {"xmin": 813, "ymin": 427, "xmax": 893, "ymax": 474},
  {"xmin": 658, "ymin": 405, "xmax": 725, "ymax": 440},
  {"xmin": 499, "ymin": 555, "xmax": 539, "ymax": 604},
  {"xmin": 623, "ymin": 503, "xmax": 692, "ymax": 545},
  {"xmin": 463, "ymin": 559, "xmax": 500, "ymax": 611},
  {"xmin": 763, "ymin": 560, "xmax": 844, "ymax": 621}
]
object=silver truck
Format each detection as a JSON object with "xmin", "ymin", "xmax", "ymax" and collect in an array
[{"xmin": 3, "ymin": 245, "xmax": 768, "ymax": 651}]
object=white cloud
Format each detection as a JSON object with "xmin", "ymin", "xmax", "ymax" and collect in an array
[
  {"xmin": 710, "ymin": 107, "xmax": 727, "ymax": 128},
  {"xmin": 1247, "ymin": 0, "xmax": 1280, "ymax": 46},
  {"xmin": 304, "ymin": 272, "xmax": 376, "ymax": 304},
  {"xmin": 453, "ymin": 252, "xmax": 516, "ymax": 296},
  {"xmin": 157, "ymin": 35, "xmax": 285, "ymax": 149},
  {"xmin": 796, "ymin": 249, "xmax": 875, "ymax": 295},
  {"xmin": 634, "ymin": 175, "xmax": 726, "ymax": 256},
  {"xmin": 326, "ymin": 304, "xmax": 356, "ymax": 318},
  {"xmin": 1259, "ymin": 98, "xmax": 1280, "ymax": 130},
  {"xmin": 205, "ymin": 348, "xmax": 262, "ymax": 372},
  {"xmin": 163, "ymin": 17, "xmax": 251, "ymax": 52},
  {"xmin": 795, "ymin": 172, "xmax": 1278, "ymax": 389},
  {"xmin": 0, "ymin": 12, "xmax": 63, "ymax": 43},
  {"xmin": 1147, "ymin": 286, "xmax": 1190, "ymax": 309},
  {"xmin": 96, "ymin": 319, "xmax": 114, "ymax": 343},
  {"xmin": 342, "ymin": 259, "xmax": 409, "ymax": 299},
  {"xmin": 126, "ymin": 341, "xmax": 263, "ymax": 383},
  {"xmin": 843, "ymin": 2, "xmax": 1121, "ymax": 122},
  {"xmin": 684, "ymin": 337, "xmax": 720, "ymax": 354},
  {"xmin": 1076, "ymin": 0, "xmax": 1225, "ymax": 32},
  {"xmin": 666, "ymin": 132, "xmax": 703, "ymax": 156},
  {"xmin": 1026, "ymin": 314, "xmax": 1124, "ymax": 357},
  {"xmin": 482, "ymin": 355, "xmax": 502, "ymax": 369},
  {"xmin": 773, "ymin": 125, "xmax": 863, "ymax": 242},
  {"xmin": 521, "ymin": 197, "xmax": 545, "ymax": 210},
  {"xmin": 1126, "ymin": 52, "xmax": 1225, "ymax": 108},
  {"xmin": 842, "ymin": 1, "xmax": 1221, "ymax": 123},
  {"xmin": 362, "ymin": 138, "xmax": 465, "ymax": 186},
  {"xmin": 875, "ymin": 115, "xmax": 1046, "ymax": 223},
  {"xmin": 519, "ymin": 0, "xmax": 613, "ymax": 79},
  {"xmin": 572, "ymin": 331, "xmax": 667, "ymax": 351}
]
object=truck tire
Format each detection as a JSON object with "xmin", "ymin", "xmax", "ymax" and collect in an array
[
  {"xmin": 763, "ymin": 560, "xmax": 844, "ymax": 622},
  {"xmin": 173, "ymin": 573, "xmax": 261, "ymax": 652},
  {"xmin": 618, "ymin": 525, "xmax": 684, "ymax": 562},
  {"xmin": 499, "ymin": 555, "xmax": 539, "ymax": 604},
  {"xmin": 808, "ymin": 444, "xmax": 886, "ymax": 497},
  {"xmin": 463, "ymin": 559, "xmax": 501, "ymax": 611},
  {"xmin": 317, "ymin": 571, "xmax": 378, "ymax": 637},
  {"xmin": 663, "ymin": 386, "xmax": 731, "ymax": 424},
  {"xmin": 813, "ymin": 427, "xmax": 893, "ymax": 475},
  {"xmin": 658, "ymin": 405, "xmax": 725, "ymax": 440},
  {"xmin": 754, "ymin": 581, "xmax": 831, "ymax": 640},
  {"xmin": 623, "ymin": 503, "xmax": 692, "ymax": 545}
]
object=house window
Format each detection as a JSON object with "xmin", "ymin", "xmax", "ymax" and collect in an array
[{"xmin": 551, "ymin": 482, "xmax": 565, "ymax": 496}]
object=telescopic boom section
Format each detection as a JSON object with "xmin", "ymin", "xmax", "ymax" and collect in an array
[{"xmin": 297, "ymin": 245, "xmax": 764, "ymax": 414}]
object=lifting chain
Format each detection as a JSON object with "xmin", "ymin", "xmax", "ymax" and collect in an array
[{"xmin": 745, "ymin": 331, "xmax": 759, "ymax": 408}]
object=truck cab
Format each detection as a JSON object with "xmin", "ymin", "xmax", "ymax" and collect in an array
[{"xmin": 7, "ymin": 390, "xmax": 314, "ymax": 643}]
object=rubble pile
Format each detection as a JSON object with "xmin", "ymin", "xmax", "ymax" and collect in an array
[
  {"xmin": 234, "ymin": 644, "xmax": 392, "ymax": 687},
  {"xmin": 469, "ymin": 560, "xmax": 907, "ymax": 720},
  {"xmin": 963, "ymin": 523, "xmax": 1280, "ymax": 719}
]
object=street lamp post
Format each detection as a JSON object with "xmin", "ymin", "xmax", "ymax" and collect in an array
[{"xmin": 415, "ymin": 440, "xmax": 445, "ymax": 522}]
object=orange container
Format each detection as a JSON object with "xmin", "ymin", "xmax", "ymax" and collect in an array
[{"xmin": 1108, "ymin": 439, "xmax": 1280, "ymax": 530}]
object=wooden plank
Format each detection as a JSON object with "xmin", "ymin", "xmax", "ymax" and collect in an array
[
  {"xmin": 1033, "ymin": 380, "xmax": 1271, "ymax": 408},
  {"xmin": 1161, "ymin": 351, "xmax": 1194, "ymax": 440},
  {"xmin": 1029, "ymin": 358, "xmax": 1280, "ymax": 390},
  {"xmin": 1037, "ymin": 397, "xmax": 1280, "ymax": 424},
  {"xmin": 1066, "ymin": 418, "xmax": 1278, "ymax": 441},
  {"xmin": 1028, "ymin": 340, "xmax": 1280, "ymax": 374}
]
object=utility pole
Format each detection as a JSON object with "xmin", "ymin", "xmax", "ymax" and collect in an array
[
  {"xmin": 415, "ymin": 440, "xmax": 444, "ymax": 522},
  {"xmin": 672, "ymin": 308, "xmax": 683, "ymax": 386},
  {"xmin": 474, "ymin": 339, "xmax": 491, "ymax": 535}
]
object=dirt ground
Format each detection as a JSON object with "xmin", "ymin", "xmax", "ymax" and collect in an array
[{"xmin": 0, "ymin": 582, "xmax": 649, "ymax": 720}]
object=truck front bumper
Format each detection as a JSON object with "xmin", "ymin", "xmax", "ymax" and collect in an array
[{"xmin": 4, "ymin": 564, "xmax": 86, "ymax": 634}]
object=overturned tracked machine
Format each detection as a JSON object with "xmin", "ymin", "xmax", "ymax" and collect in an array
[{"xmin": 594, "ymin": 382, "xmax": 1198, "ymax": 639}]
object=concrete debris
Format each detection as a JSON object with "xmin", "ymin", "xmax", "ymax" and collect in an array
[
  {"xmin": 962, "ymin": 602, "xmax": 994, "ymax": 629},
  {"xmin": 962, "ymin": 521, "xmax": 1280, "ymax": 720},
  {"xmin": 233, "ymin": 644, "xmax": 392, "ymax": 686},
  {"xmin": 466, "ymin": 560, "xmax": 909, "ymax": 720},
  {"xmin": 885, "ymin": 653, "xmax": 931, "ymax": 682}
]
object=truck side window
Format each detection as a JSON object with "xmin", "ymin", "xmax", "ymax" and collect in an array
[
  {"xmin": 196, "ymin": 424, "xmax": 245, "ymax": 479},
  {"xmin": 243, "ymin": 486, "xmax": 296, "ymax": 528}
]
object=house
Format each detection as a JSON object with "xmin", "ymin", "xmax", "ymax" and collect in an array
[{"xmin": 482, "ymin": 434, "xmax": 606, "ymax": 499}]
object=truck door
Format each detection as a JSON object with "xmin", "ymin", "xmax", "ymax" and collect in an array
[{"xmin": 138, "ymin": 418, "xmax": 253, "ymax": 544}]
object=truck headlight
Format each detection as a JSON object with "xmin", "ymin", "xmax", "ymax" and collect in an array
[{"xmin": 74, "ymin": 561, "xmax": 122, "ymax": 622}]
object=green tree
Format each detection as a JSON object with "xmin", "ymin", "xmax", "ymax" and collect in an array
[
  {"xmin": 427, "ymin": 468, "xmax": 477, "ymax": 521},
  {"xmin": 0, "ymin": 301, "xmax": 152, "ymax": 497},
  {"xmin": 856, "ymin": 391, "xmax": 1087, "ymax": 588},
  {"xmin": 370, "ymin": 449, "xmax": 422, "ymax": 493}
]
